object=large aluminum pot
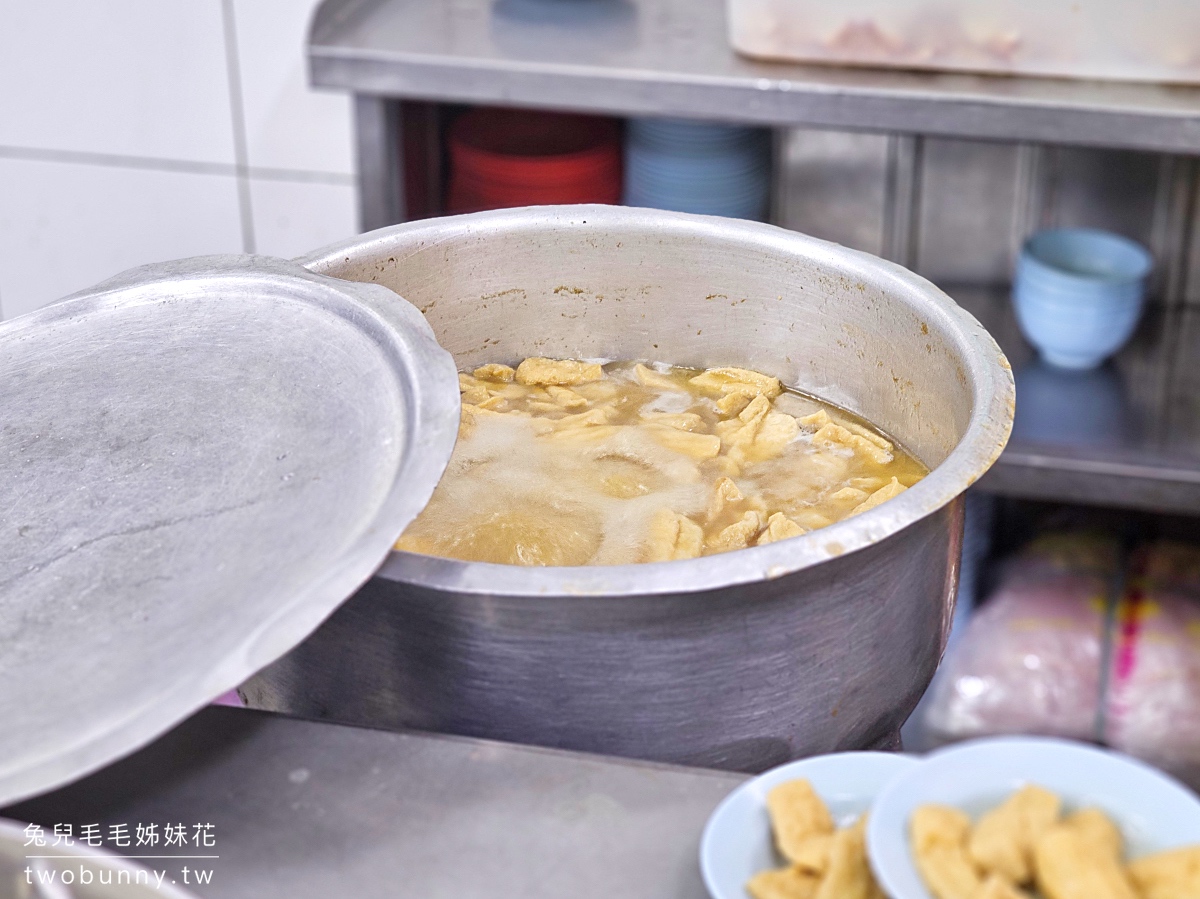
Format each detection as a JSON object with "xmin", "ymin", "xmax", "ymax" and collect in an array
[{"xmin": 242, "ymin": 205, "xmax": 1014, "ymax": 772}]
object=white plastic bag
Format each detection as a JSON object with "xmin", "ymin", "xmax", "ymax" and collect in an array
[{"xmin": 921, "ymin": 533, "xmax": 1118, "ymax": 745}]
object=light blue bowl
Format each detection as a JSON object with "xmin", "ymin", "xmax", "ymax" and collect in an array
[
  {"xmin": 867, "ymin": 736, "xmax": 1200, "ymax": 899},
  {"xmin": 1013, "ymin": 228, "xmax": 1152, "ymax": 369},
  {"xmin": 699, "ymin": 752, "xmax": 918, "ymax": 899}
]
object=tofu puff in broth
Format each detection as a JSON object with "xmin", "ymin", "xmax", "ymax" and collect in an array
[{"xmin": 395, "ymin": 358, "xmax": 928, "ymax": 566}]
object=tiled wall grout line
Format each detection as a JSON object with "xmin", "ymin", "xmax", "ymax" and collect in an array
[
  {"xmin": 0, "ymin": 0, "xmax": 359, "ymax": 318},
  {"xmin": 0, "ymin": 145, "xmax": 355, "ymax": 184},
  {"xmin": 221, "ymin": 0, "xmax": 257, "ymax": 254},
  {"xmin": 0, "ymin": 145, "xmax": 234, "ymax": 177},
  {"xmin": 246, "ymin": 166, "xmax": 355, "ymax": 186}
]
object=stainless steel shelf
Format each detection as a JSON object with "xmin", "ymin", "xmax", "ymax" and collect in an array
[
  {"xmin": 311, "ymin": 0, "xmax": 1200, "ymax": 154},
  {"xmin": 5, "ymin": 708, "xmax": 742, "ymax": 899},
  {"xmin": 307, "ymin": 0, "xmax": 1200, "ymax": 513},
  {"xmin": 952, "ymin": 285, "xmax": 1200, "ymax": 515}
]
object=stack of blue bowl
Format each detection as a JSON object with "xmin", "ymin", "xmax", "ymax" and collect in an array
[
  {"xmin": 623, "ymin": 118, "xmax": 771, "ymax": 221},
  {"xmin": 1013, "ymin": 228, "xmax": 1152, "ymax": 370}
]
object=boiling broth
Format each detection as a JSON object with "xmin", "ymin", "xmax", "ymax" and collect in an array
[{"xmin": 396, "ymin": 358, "xmax": 927, "ymax": 566}]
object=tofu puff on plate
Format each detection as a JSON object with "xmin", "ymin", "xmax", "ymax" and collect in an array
[
  {"xmin": 699, "ymin": 752, "xmax": 919, "ymax": 899},
  {"xmin": 748, "ymin": 778, "xmax": 887, "ymax": 899},
  {"xmin": 910, "ymin": 786, "xmax": 1200, "ymax": 899}
]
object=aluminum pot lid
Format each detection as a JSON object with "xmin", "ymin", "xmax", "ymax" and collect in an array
[{"xmin": 0, "ymin": 255, "xmax": 460, "ymax": 807}]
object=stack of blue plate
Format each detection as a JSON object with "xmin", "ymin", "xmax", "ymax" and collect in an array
[{"xmin": 623, "ymin": 118, "xmax": 771, "ymax": 221}]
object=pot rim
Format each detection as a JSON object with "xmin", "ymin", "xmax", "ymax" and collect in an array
[{"xmin": 301, "ymin": 205, "xmax": 1015, "ymax": 598}]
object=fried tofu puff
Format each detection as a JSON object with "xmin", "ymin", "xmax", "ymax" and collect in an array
[
  {"xmin": 689, "ymin": 366, "xmax": 783, "ymax": 400},
  {"xmin": 642, "ymin": 509, "xmax": 704, "ymax": 562},
  {"xmin": 757, "ymin": 512, "xmax": 806, "ymax": 545},
  {"xmin": 975, "ymin": 873, "xmax": 1034, "ymax": 899},
  {"xmin": 850, "ymin": 477, "xmax": 907, "ymax": 517},
  {"xmin": 791, "ymin": 833, "xmax": 832, "ymax": 876},
  {"xmin": 751, "ymin": 786, "xmax": 889, "ymax": 899},
  {"xmin": 1033, "ymin": 821, "xmax": 1137, "ymax": 899},
  {"xmin": 813, "ymin": 816, "xmax": 877, "ymax": 899},
  {"xmin": 472, "ymin": 363, "xmax": 515, "ymax": 382},
  {"xmin": 645, "ymin": 424, "xmax": 721, "ymax": 461},
  {"xmin": 909, "ymin": 790, "xmax": 1198, "ymax": 899},
  {"xmin": 633, "ymin": 363, "xmax": 687, "ymax": 392},
  {"xmin": 706, "ymin": 511, "xmax": 767, "ymax": 553},
  {"xmin": 459, "ymin": 373, "xmax": 491, "ymax": 405},
  {"xmin": 766, "ymin": 780, "xmax": 835, "ymax": 864},
  {"xmin": 968, "ymin": 785, "xmax": 1061, "ymax": 885},
  {"xmin": 515, "ymin": 357, "xmax": 603, "ymax": 386},
  {"xmin": 1127, "ymin": 845, "xmax": 1200, "ymax": 899},
  {"xmin": 911, "ymin": 805, "xmax": 983, "ymax": 899},
  {"xmin": 1059, "ymin": 808, "xmax": 1123, "ymax": 860},
  {"xmin": 812, "ymin": 421, "xmax": 893, "ymax": 466},
  {"xmin": 746, "ymin": 866, "xmax": 821, "ymax": 899},
  {"xmin": 715, "ymin": 394, "xmax": 800, "ymax": 464}
]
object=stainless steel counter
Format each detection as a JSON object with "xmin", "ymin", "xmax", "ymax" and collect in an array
[
  {"xmin": 310, "ymin": 0, "xmax": 1200, "ymax": 154},
  {"xmin": 953, "ymin": 285, "xmax": 1200, "ymax": 514},
  {"xmin": 4, "ymin": 708, "xmax": 743, "ymax": 898}
]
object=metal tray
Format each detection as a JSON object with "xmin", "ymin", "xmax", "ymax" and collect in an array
[{"xmin": 0, "ymin": 255, "xmax": 459, "ymax": 807}]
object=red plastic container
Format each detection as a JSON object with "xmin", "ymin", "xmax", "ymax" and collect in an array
[{"xmin": 446, "ymin": 108, "xmax": 622, "ymax": 213}]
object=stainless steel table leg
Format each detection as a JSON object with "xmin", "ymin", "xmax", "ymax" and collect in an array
[{"xmin": 355, "ymin": 94, "xmax": 405, "ymax": 231}]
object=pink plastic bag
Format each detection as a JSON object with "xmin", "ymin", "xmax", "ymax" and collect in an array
[{"xmin": 1104, "ymin": 543, "xmax": 1200, "ymax": 788}]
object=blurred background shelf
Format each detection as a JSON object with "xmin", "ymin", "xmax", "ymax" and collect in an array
[
  {"xmin": 954, "ymin": 285, "xmax": 1200, "ymax": 514},
  {"xmin": 309, "ymin": 0, "xmax": 1200, "ymax": 517},
  {"xmin": 310, "ymin": 0, "xmax": 1200, "ymax": 154}
]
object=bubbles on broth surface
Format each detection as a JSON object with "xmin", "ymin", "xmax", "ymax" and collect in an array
[{"xmin": 396, "ymin": 360, "xmax": 927, "ymax": 566}]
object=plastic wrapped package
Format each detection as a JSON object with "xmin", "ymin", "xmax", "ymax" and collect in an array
[
  {"xmin": 727, "ymin": 0, "xmax": 1200, "ymax": 85},
  {"xmin": 1104, "ymin": 542, "xmax": 1200, "ymax": 789},
  {"xmin": 920, "ymin": 533, "xmax": 1119, "ymax": 746},
  {"xmin": 1137, "ymin": 540, "xmax": 1200, "ymax": 590}
]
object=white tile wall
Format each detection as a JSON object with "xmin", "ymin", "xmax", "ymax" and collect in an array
[
  {"xmin": 0, "ymin": 0, "xmax": 236, "ymax": 165},
  {"xmin": 232, "ymin": 0, "xmax": 355, "ymax": 176},
  {"xmin": 0, "ymin": 0, "xmax": 359, "ymax": 321},
  {"xmin": 0, "ymin": 158, "xmax": 244, "ymax": 319},
  {"xmin": 249, "ymin": 177, "xmax": 357, "ymax": 259}
]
